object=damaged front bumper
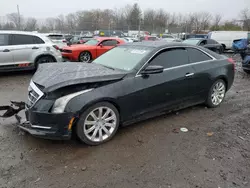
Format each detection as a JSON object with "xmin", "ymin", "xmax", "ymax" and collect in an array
[{"xmin": 19, "ymin": 108, "xmax": 75, "ymax": 140}]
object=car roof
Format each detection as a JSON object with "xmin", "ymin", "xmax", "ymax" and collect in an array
[
  {"xmin": 184, "ymin": 38, "xmax": 204, "ymax": 41},
  {"xmin": 0, "ymin": 30, "xmax": 52, "ymax": 42},
  {"xmin": 122, "ymin": 41, "xmax": 195, "ymax": 48},
  {"xmin": 0, "ymin": 30, "xmax": 49, "ymax": 37},
  {"xmin": 94, "ymin": 37, "xmax": 125, "ymax": 42}
]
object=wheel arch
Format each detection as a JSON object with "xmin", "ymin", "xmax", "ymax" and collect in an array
[
  {"xmin": 34, "ymin": 54, "xmax": 57, "ymax": 64},
  {"xmin": 214, "ymin": 76, "xmax": 228, "ymax": 91}
]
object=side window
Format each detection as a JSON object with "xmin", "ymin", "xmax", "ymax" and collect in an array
[
  {"xmin": 12, "ymin": 34, "xmax": 35, "ymax": 45},
  {"xmin": 187, "ymin": 48, "xmax": 212, "ymax": 63},
  {"xmin": 101, "ymin": 40, "xmax": 118, "ymax": 46},
  {"xmin": 0, "ymin": 34, "xmax": 9, "ymax": 46},
  {"xmin": 150, "ymin": 48, "xmax": 189, "ymax": 69},
  {"xmin": 199, "ymin": 40, "xmax": 207, "ymax": 45},
  {"xmin": 33, "ymin": 36, "xmax": 45, "ymax": 44},
  {"xmin": 208, "ymin": 39, "xmax": 218, "ymax": 44}
]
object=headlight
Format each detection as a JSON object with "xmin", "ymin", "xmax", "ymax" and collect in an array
[{"xmin": 51, "ymin": 89, "xmax": 93, "ymax": 113}]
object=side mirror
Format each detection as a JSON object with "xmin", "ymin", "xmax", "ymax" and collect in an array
[
  {"xmin": 99, "ymin": 43, "xmax": 103, "ymax": 48},
  {"xmin": 141, "ymin": 65, "xmax": 164, "ymax": 75}
]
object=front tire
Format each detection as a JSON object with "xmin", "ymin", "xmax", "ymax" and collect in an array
[
  {"xmin": 206, "ymin": 79, "xmax": 226, "ymax": 108},
  {"xmin": 79, "ymin": 51, "xmax": 92, "ymax": 63},
  {"xmin": 76, "ymin": 102, "xmax": 120, "ymax": 146}
]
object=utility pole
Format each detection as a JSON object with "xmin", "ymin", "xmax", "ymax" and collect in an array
[{"xmin": 17, "ymin": 5, "xmax": 21, "ymax": 30}]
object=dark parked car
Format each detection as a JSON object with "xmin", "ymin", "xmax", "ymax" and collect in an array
[
  {"xmin": 21, "ymin": 42, "xmax": 235, "ymax": 145},
  {"xmin": 183, "ymin": 38, "xmax": 223, "ymax": 53},
  {"xmin": 182, "ymin": 34, "xmax": 207, "ymax": 40},
  {"xmin": 68, "ymin": 36, "xmax": 93, "ymax": 45}
]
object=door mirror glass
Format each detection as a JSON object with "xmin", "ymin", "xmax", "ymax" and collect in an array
[{"xmin": 141, "ymin": 65, "xmax": 164, "ymax": 75}]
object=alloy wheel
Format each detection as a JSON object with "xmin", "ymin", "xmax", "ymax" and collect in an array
[
  {"xmin": 83, "ymin": 107, "xmax": 117, "ymax": 142},
  {"xmin": 79, "ymin": 52, "xmax": 91, "ymax": 63},
  {"xmin": 211, "ymin": 81, "xmax": 226, "ymax": 106}
]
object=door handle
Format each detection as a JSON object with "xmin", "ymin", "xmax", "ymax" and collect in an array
[
  {"xmin": 3, "ymin": 49, "xmax": 10, "ymax": 52},
  {"xmin": 185, "ymin": 73, "xmax": 194, "ymax": 77},
  {"xmin": 32, "ymin": 47, "xmax": 39, "ymax": 49}
]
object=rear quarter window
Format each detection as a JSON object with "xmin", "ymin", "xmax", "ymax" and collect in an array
[
  {"xmin": 33, "ymin": 36, "xmax": 45, "ymax": 44},
  {"xmin": 0, "ymin": 34, "xmax": 9, "ymax": 46},
  {"xmin": 187, "ymin": 48, "xmax": 212, "ymax": 63}
]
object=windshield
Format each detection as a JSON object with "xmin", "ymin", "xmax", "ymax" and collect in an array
[
  {"xmin": 84, "ymin": 39, "xmax": 99, "ymax": 45},
  {"xmin": 94, "ymin": 46, "xmax": 152, "ymax": 71},
  {"xmin": 47, "ymin": 35, "xmax": 64, "ymax": 40},
  {"xmin": 182, "ymin": 39, "xmax": 200, "ymax": 45}
]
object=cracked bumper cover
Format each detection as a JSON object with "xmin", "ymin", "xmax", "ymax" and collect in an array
[{"xmin": 19, "ymin": 108, "xmax": 75, "ymax": 140}]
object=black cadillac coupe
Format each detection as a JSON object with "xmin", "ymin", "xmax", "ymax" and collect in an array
[{"xmin": 21, "ymin": 42, "xmax": 235, "ymax": 145}]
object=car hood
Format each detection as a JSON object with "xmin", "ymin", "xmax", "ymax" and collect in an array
[{"xmin": 32, "ymin": 63, "xmax": 127, "ymax": 92}]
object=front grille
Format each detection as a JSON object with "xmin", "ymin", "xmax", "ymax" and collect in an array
[{"xmin": 27, "ymin": 81, "xmax": 44, "ymax": 108}]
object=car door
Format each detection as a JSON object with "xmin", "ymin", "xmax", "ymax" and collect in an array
[
  {"xmin": 0, "ymin": 34, "xmax": 14, "ymax": 67},
  {"xmin": 133, "ymin": 47, "xmax": 197, "ymax": 115},
  {"xmin": 186, "ymin": 47, "xmax": 214, "ymax": 100},
  {"xmin": 96, "ymin": 39, "xmax": 118, "ymax": 57},
  {"xmin": 10, "ymin": 34, "xmax": 38, "ymax": 65}
]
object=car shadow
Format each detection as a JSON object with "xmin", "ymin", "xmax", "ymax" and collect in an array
[{"xmin": 0, "ymin": 70, "xmax": 35, "ymax": 77}]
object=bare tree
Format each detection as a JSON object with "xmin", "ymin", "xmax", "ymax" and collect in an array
[
  {"xmin": 66, "ymin": 13, "xmax": 77, "ymax": 32},
  {"xmin": 55, "ymin": 14, "xmax": 65, "ymax": 32},
  {"xmin": 24, "ymin": 18, "xmax": 37, "ymax": 31},
  {"xmin": 7, "ymin": 13, "xmax": 24, "ymax": 30},
  {"xmin": 46, "ymin": 18, "xmax": 56, "ymax": 32},
  {"xmin": 212, "ymin": 14, "xmax": 222, "ymax": 30},
  {"xmin": 144, "ymin": 9, "xmax": 156, "ymax": 32},
  {"xmin": 192, "ymin": 12, "xmax": 212, "ymax": 33},
  {"xmin": 240, "ymin": 8, "xmax": 250, "ymax": 31}
]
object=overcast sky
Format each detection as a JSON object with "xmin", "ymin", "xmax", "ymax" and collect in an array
[{"xmin": 0, "ymin": 0, "xmax": 249, "ymax": 20}]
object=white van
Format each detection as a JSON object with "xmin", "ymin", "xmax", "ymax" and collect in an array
[{"xmin": 207, "ymin": 31, "xmax": 248, "ymax": 51}]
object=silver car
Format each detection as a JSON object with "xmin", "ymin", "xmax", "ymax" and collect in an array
[{"xmin": 0, "ymin": 31, "xmax": 62, "ymax": 72}]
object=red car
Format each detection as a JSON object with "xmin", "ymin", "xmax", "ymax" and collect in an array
[
  {"xmin": 61, "ymin": 37, "xmax": 125, "ymax": 63},
  {"xmin": 140, "ymin": 36, "xmax": 160, "ymax": 41}
]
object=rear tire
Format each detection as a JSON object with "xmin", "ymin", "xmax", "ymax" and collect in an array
[
  {"xmin": 35, "ymin": 55, "xmax": 55, "ymax": 69},
  {"xmin": 76, "ymin": 102, "xmax": 120, "ymax": 146},
  {"xmin": 205, "ymin": 79, "xmax": 226, "ymax": 108},
  {"xmin": 220, "ymin": 44, "xmax": 226, "ymax": 53}
]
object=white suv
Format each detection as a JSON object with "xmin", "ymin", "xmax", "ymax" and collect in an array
[{"xmin": 0, "ymin": 31, "xmax": 62, "ymax": 72}]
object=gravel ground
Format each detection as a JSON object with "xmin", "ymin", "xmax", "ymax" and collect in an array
[{"xmin": 0, "ymin": 55, "xmax": 250, "ymax": 188}]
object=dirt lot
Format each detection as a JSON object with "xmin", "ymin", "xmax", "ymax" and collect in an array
[{"xmin": 0, "ymin": 57, "xmax": 250, "ymax": 188}]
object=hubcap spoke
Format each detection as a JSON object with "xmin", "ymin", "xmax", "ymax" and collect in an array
[
  {"xmin": 91, "ymin": 128, "xmax": 99, "ymax": 140},
  {"xmin": 102, "ymin": 126, "xmax": 111, "ymax": 136},
  {"xmin": 102, "ymin": 109, "xmax": 111, "ymax": 119},
  {"xmin": 105, "ymin": 115, "xmax": 115, "ymax": 122},
  {"xmin": 105, "ymin": 123, "xmax": 116, "ymax": 128},
  {"xmin": 86, "ymin": 125, "xmax": 96, "ymax": 134},
  {"xmin": 90, "ymin": 112, "xmax": 98, "ymax": 121},
  {"xmin": 98, "ymin": 129, "xmax": 103, "ymax": 141},
  {"xmin": 98, "ymin": 107, "xmax": 103, "ymax": 119}
]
